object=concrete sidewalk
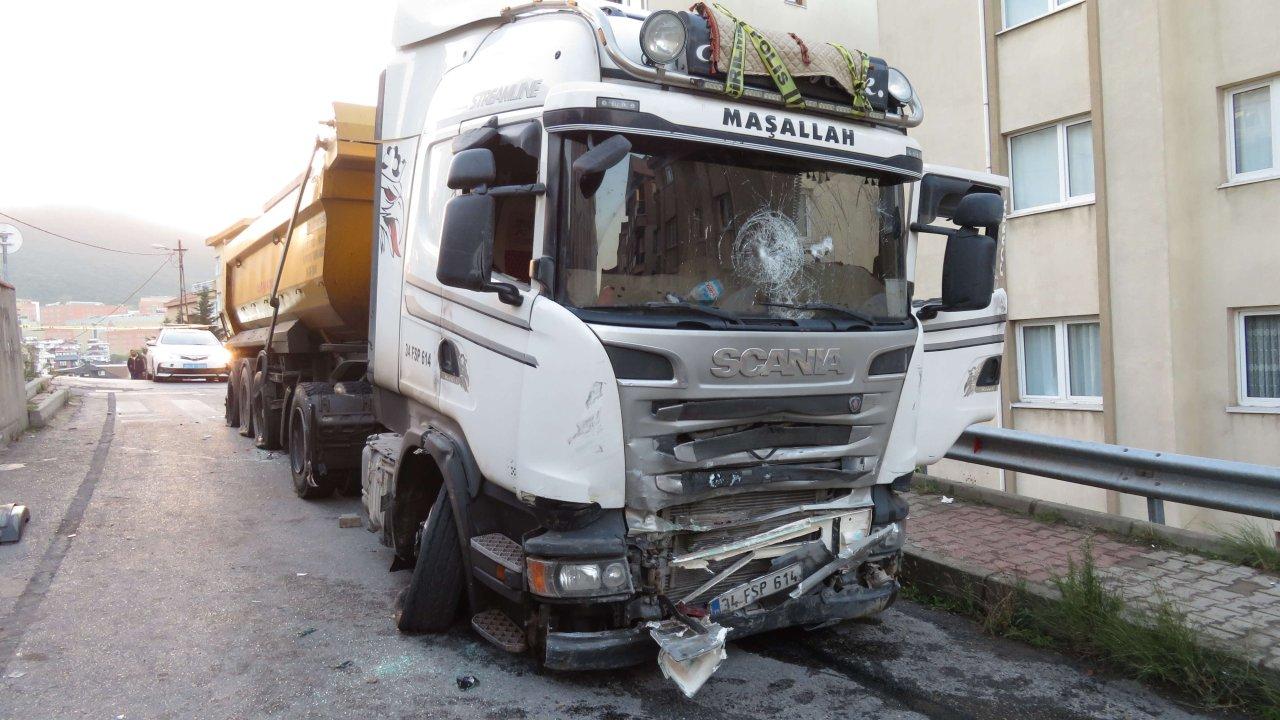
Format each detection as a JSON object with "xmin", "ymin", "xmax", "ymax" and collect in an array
[{"xmin": 904, "ymin": 491, "xmax": 1280, "ymax": 671}]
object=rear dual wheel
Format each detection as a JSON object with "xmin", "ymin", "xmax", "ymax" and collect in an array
[
  {"xmin": 237, "ymin": 361, "xmax": 254, "ymax": 437},
  {"xmin": 288, "ymin": 382, "xmax": 336, "ymax": 500}
]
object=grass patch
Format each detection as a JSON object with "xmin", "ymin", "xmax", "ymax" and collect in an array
[
  {"xmin": 1032, "ymin": 507, "xmax": 1065, "ymax": 525},
  {"xmin": 910, "ymin": 476, "xmax": 945, "ymax": 496},
  {"xmin": 904, "ymin": 551, "xmax": 1280, "ymax": 716},
  {"xmin": 1215, "ymin": 524, "xmax": 1280, "ymax": 574}
]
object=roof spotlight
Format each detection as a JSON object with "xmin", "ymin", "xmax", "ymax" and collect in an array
[
  {"xmin": 886, "ymin": 67, "xmax": 914, "ymax": 105},
  {"xmin": 639, "ymin": 11, "xmax": 687, "ymax": 65}
]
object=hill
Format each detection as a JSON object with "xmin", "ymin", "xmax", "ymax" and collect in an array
[{"xmin": 0, "ymin": 206, "xmax": 216, "ymax": 306}]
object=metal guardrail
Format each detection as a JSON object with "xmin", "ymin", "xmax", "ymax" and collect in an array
[{"xmin": 947, "ymin": 426, "xmax": 1280, "ymax": 522}]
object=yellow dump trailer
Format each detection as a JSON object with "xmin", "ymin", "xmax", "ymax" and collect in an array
[{"xmin": 219, "ymin": 103, "xmax": 376, "ymax": 345}]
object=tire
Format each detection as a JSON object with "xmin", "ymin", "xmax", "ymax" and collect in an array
[
  {"xmin": 252, "ymin": 371, "xmax": 281, "ymax": 450},
  {"xmin": 287, "ymin": 382, "xmax": 335, "ymax": 500},
  {"xmin": 395, "ymin": 487, "xmax": 465, "ymax": 633},
  {"xmin": 237, "ymin": 361, "xmax": 254, "ymax": 437},
  {"xmin": 225, "ymin": 364, "xmax": 241, "ymax": 428}
]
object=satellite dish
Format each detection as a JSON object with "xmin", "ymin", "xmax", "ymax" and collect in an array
[{"xmin": 0, "ymin": 224, "xmax": 22, "ymax": 254}]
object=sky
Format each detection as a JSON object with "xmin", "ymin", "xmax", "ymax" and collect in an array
[{"xmin": 0, "ymin": 0, "xmax": 398, "ymax": 235}]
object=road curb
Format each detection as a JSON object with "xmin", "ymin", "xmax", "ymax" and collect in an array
[
  {"xmin": 28, "ymin": 388, "xmax": 70, "ymax": 429},
  {"xmin": 912, "ymin": 473, "xmax": 1236, "ymax": 557}
]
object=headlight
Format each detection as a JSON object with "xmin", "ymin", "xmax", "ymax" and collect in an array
[
  {"xmin": 886, "ymin": 67, "xmax": 914, "ymax": 105},
  {"xmin": 209, "ymin": 348, "xmax": 232, "ymax": 366},
  {"xmin": 640, "ymin": 10, "xmax": 687, "ymax": 65},
  {"xmin": 526, "ymin": 557, "xmax": 634, "ymax": 598}
]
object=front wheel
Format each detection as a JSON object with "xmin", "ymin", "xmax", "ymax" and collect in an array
[{"xmin": 395, "ymin": 487, "xmax": 464, "ymax": 633}]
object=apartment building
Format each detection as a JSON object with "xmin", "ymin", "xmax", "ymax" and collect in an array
[{"xmin": 630, "ymin": 0, "xmax": 1280, "ymax": 534}]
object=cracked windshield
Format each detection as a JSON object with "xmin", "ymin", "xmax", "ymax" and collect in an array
[{"xmin": 559, "ymin": 137, "xmax": 910, "ymax": 325}]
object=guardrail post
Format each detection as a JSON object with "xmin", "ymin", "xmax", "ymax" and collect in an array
[{"xmin": 1146, "ymin": 497, "xmax": 1165, "ymax": 525}]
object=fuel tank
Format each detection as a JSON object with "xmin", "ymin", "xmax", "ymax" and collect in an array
[{"xmin": 218, "ymin": 102, "xmax": 375, "ymax": 344}]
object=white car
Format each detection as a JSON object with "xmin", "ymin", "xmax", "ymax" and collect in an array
[{"xmin": 145, "ymin": 328, "xmax": 232, "ymax": 382}]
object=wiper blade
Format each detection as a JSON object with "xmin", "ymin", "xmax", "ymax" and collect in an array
[
  {"xmin": 756, "ymin": 301, "xmax": 881, "ymax": 325},
  {"xmin": 583, "ymin": 302, "xmax": 742, "ymax": 324}
]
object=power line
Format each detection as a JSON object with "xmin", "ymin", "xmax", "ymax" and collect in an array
[
  {"xmin": 68, "ymin": 256, "xmax": 175, "ymax": 344},
  {"xmin": 0, "ymin": 211, "xmax": 173, "ymax": 257}
]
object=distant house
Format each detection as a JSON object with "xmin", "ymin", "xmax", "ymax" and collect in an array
[{"xmin": 164, "ymin": 293, "xmax": 200, "ymax": 324}]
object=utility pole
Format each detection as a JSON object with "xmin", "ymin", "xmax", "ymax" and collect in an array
[
  {"xmin": 152, "ymin": 240, "xmax": 189, "ymax": 323},
  {"xmin": 176, "ymin": 239, "xmax": 188, "ymax": 324}
]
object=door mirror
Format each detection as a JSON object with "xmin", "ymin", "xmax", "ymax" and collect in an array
[
  {"xmin": 145, "ymin": 339, "xmax": 156, "ymax": 347},
  {"xmin": 447, "ymin": 149, "xmax": 497, "ymax": 190},
  {"xmin": 941, "ymin": 228, "xmax": 997, "ymax": 311},
  {"xmin": 573, "ymin": 134, "xmax": 632, "ymax": 198},
  {"xmin": 437, "ymin": 193, "xmax": 523, "ymax": 306}
]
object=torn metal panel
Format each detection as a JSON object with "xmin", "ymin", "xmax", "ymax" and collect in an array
[
  {"xmin": 648, "ymin": 618, "xmax": 729, "ymax": 698},
  {"xmin": 670, "ymin": 511, "xmax": 848, "ymax": 568}
]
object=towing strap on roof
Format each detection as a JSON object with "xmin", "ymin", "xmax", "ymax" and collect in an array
[
  {"xmin": 713, "ymin": 3, "xmax": 804, "ymax": 108},
  {"xmin": 829, "ymin": 43, "xmax": 872, "ymax": 114}
]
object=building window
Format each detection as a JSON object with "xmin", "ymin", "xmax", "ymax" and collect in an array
[
  {"xmin": 1008, "ymin": 118, "xmax": 1094, "ymax": 212},
  {"xmin": 1225, "ymin": 78, "xmax": 1278, "ymax": 182},
  {"xmin": 1237, "ymin": 309, "xmax": 1280, "ymax": 406},
  {"xmin": 1003, "ymin": 0, "xmax": 1075, "ymax": 29},
  {"xmin": 1017, "ymin": 319, "xmax": 1102, "ymax": 403}
]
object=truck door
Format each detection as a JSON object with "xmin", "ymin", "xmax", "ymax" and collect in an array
[
  {"xmin": 400, "ymin": 116, "xmax": 542, "ymax": 485},
  {"xmin": 911, "ymin": 165, "xmax": 1008, "ymax": 464}
]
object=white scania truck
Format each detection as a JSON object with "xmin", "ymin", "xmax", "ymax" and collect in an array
[{"xmin": 221, "ymin": 0, "xmax": 1008, "ymax": 694}]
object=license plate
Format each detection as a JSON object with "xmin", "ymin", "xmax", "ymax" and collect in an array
[
  {"xmin": 708, "ymin": 563, "xmax": 804, "ymax": 616},
  {"xmin": 182, "ymin": 363, "xmax": 205, "ymax": 369}
]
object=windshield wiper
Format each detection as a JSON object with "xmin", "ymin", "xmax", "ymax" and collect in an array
[
  {"xmin": 584, "ymin": 302, "xmax": 742, "ymax": 324},
  {"xmin": 756, "ymin": 301, "xmax": 883, "ymax": 326}
]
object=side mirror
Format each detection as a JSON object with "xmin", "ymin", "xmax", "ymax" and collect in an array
[
  {"xmin": 437, "ymin": 194, "xmax": 522, "ymax": 306},
  {"xmin": 573, "ymin": 134, "xmax": 632, "ymax": 198},
  {"xmin": 954, "ymin": 193, "xmax": 1003, "ymax": 229},
  {"xmin": 941, "ymin": 228, "xmax": 997, "ymax": 311},
  {"xmin": 447, "ymin": 149, "xmax": 496, "ymax": 190},
  {"xmin": 145, "ymin": 339, "xmax": 156, "ymax": 347}
]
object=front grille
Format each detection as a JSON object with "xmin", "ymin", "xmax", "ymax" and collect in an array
[
  {"xmin": 663, "ymin": 489, "xmax": 830, "ymax": 529},
  {"xmin": 659, "ymin": 488, "xmax": 835, "ymax": 600},
  {"xmin": 667, "ymin": 557, "xmax": 776, "ymax": 602}
]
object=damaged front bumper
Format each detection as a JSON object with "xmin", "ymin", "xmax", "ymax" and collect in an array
[{"xmin": 543, "ymin": 571, "xmax": 898, "ymax": 671}]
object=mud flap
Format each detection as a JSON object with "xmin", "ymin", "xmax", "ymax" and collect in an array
[{"xmin": 648, "ymin": 618, "xmax": 729, "ymax": 698}]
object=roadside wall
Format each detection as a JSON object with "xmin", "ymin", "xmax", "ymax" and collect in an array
[{"xmin": 0, "ymin": 283, "xmax": 29, "ymax": 440}]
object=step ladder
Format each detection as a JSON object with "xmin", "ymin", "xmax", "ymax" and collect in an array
[{"xmin": 471, "ymin": 609, "xmax": 527, "ymax": 653}]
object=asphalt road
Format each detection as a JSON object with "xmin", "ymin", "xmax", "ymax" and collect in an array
[{"xmin": 0, "ymin": 379, "xmax": 1236, "ymax": 719}]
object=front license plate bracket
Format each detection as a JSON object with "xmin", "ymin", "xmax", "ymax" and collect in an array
[{"xmin": 708, "ymin": 562, "xmax": 804, "ymax": 616}]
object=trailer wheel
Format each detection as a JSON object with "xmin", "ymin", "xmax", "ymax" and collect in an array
[
  {"xmin": 225, "ymin": 365, "xmax": 240, "ymax": 427},
  {"xmin": 252, "ymin": 370, "xmax": 281, "ymax": 450},
  {"xmin": 395, "ymin": 487, "xmax": 464, "ymax": 633},
  {"xmin": 288, "ymin": 382, "xmax": 335, "ymax": 499},
  {"xmin": 237, "ymin": 361, "xmax": 255, "ymax": 437}
]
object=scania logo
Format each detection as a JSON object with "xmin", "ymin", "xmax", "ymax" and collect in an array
[{"xmin": 711, "ymin": 348, "xmax": 843, "ymax": 378}]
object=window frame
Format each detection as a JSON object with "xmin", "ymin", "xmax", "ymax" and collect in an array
[
  {"xmin": 1016, "ymin": 318, "xmax": 1103, "ymax": 405},
  {"xmin": 1001, "ymin": 0, "xmax": 1082, "ymax": 31},
  {"xmin": 1235, "ymin": 308, "xmax": 1280, "ymax": 408},
  {"xmin": 1224, "ymin": 77, "xmax": 1280, "ymax": 184},
  {"xmin": 1006, "ymin": 117, "xmax": 1096, "ymax": 215}
]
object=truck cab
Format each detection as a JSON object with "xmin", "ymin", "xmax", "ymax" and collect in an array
[{"xmin": 360, "ymin": 0, "xmax": 1006, "ymax": 693}]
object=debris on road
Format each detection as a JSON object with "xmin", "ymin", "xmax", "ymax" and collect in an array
[
  {"xmin": 297, "ymin": 627, "xmax": 317, "ymax": 638},
  {"xmin": 296, "ymin": 572, "xmax": 307, "ymax": 577},
  {"xmin": 338, "ymin": 514, "xmax": 361, "ymax": 528},
  {"xmin": 332, "ymin": 660, "xmax": 354, "ymax": 671},
  {"xmin": 455, "ymin": 675, "xmax": 478, "ymax": 691},
  {"xmin": 940, "ymin": 496, "xmax": 955, "ymax": 504},
  {"xmin": 0, "ymin": 504, "xmax": 31, "ymax": 544},
  {"xmin": 0, "ymin": 463, "xmax": 26, "ymax": 471}
]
